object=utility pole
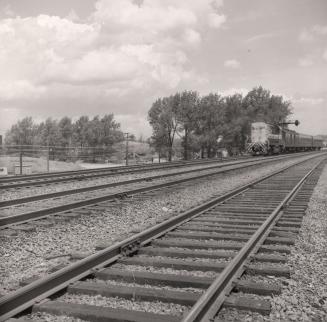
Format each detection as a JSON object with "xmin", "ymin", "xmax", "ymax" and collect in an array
[
  {"xmin": 124, "ymin": 132, "xmax": 129, "ymax": 166},
  {"xmin": 19, "ymin": 150, "xmax": 23, "ymax": 175},
  {"xmin": 46, "ymin": 139, "xmax": 50, "ymax": 173}
]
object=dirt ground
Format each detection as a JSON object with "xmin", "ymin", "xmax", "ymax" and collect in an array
[{"xmin": 0, "ymin": 156, "xmax": 83, "ymax": 174}]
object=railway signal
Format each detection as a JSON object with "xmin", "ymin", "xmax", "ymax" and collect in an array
[{"xmin": 279, "ymin": 120, "xmax": 300, "ymax": 127}]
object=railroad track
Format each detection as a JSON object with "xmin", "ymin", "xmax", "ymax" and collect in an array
[
  {"xmin": 0, "ymin": 154, "xmax": 301, "ymax": 208},
  {"xmin": 0, "ymin": 156, "xmax": 251, "ymax": 190},
  {"xmin": 0, "ymin": 153, "xmax": 325, "ymax": 321},
  {"xmin": 0, "ymin": 153, "xmax": 317, "ymax": 229}
]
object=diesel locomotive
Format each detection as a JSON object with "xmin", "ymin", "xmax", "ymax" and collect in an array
[{"xmin": 247, "ymin": 121, "xmax": 323, "ymax": 155}]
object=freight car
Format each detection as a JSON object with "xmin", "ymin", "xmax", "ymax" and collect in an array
[{"xmin": 247, "ymin": 122, "xmax": 323, "ymax": 155}]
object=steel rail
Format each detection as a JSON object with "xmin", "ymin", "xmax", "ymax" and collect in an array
[
  {"xmin": 0, "ymin": 154, "xmax": 324, "ymax": 321},
  {"xmin": 181, "ymin": 158, "xmax": 324, "ymax": 322},
  {"xmin": 0, "ymin": 153, "xmax": 318, "ymax": 228},
  {"xmin": 0, "ymin": 153, "xmax": 304, "ymax": 208},
  {"xmin": 0, "ymin": 156, "xmax": 251, "ymax": 185}
]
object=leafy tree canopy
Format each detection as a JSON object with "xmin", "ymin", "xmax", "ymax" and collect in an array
[
  {"xmin": 148, "ymin": 86, "xmax": 292, "ymax": 159},
  {"xmin": 5, "ymin": 114, "xmax": 124, "ymax": 148}
]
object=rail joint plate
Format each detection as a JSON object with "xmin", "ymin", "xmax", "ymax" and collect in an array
[{"xmin": 120, "ymin": 239, "xmax": 141, "ymax": 256}]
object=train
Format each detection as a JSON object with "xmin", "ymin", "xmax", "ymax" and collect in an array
[{"xmin": 247, "ymin": 122, "xmax": 324, "ymax": 156}]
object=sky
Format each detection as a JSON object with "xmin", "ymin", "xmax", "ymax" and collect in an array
[{"xmin": 0, "ymin": 0, "xmax": 326, "ymax": 138}]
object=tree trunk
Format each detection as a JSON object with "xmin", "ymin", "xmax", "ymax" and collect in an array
[
  {"xmin": 201, "ymin": 148, "xmax": 204, "ymax": 159},
  {"xmin": 212, "ymin": 147, "xmax": 217, "ymax": 158},
  {"xmin": 207, "ymin": 145, "xmax": 211, "ymax": 158},
  {"xmin": 183, "ymin": 128, "xmax": 188, "ymax": 160},
  {"xmin": 168, "ymin": 145, "xmax": 172, "ymax": 162}
]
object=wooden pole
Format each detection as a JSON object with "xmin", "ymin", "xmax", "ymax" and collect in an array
[
  {"xmin": 47, "ymin": 139, "xmax": 50, "ymax": 172},
  {"xmin": 47, "ymin": 148, "xmax": 50, "ymax": 172},
  {"xmin": 125, "ymin": 133, "xmax": 129, "ymax": 166},
  {"xmin": 19, "ymin": 151, "xmax": 23, "ymax": 175}
]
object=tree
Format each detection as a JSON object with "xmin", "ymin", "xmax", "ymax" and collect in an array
[
  {"xmin": 40, "ymin": 118, "xmax": 60, "ymax": 146},
  {"xmin": 242, "ymin": 86, "xmax": 292, "ymax": 124},
  {"xmin": 58, "ymin": 117, "xmax": 73, "ymax": 147},
  {"xmin": 242, "ymin": 86, "xmax": 292, "ymax": 140},
  {"xmin": 175, "ymin": 91, "xmax": 199, "ymax": 160},
  {"xmin": 73, "ymin": 116, "xmax": 90, "ymax": 147},
  {"xmin": 78, "ymin": 114, "xmax": 123, "ymax": 148},
  {"xmin": 87, "ymin": 116, "xmax": 102, "ymax": 147},
  {"xmin": 242, "ymin": 86, "xmax": 271, "ymax": 121},
  {"xmin": 5, "ymin": 117, "xmax": 35, "ymax": 145},
  {"xmin": 100, "ymin": 114, "xmax": 124, "ymax": 146},
  {"xmin": 194, "ymin": 93, "xmax": 225, "ymax": 157},
  {"xmin": 224, "ymin": 93, "xmax": 248, "ymax": 151},
  {"xmin": 147, "ymin": 87, "xmax": 294, "ymax": 158},
  {"xmin": 148, "ymin": 96, "xmax": 179, "ymax": 161},
  {"xmin": 268, "ymin": 95, "xmax": 292, "ymax": 125}
]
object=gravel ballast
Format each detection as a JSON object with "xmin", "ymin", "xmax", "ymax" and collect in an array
[
  {"xmin": 115, "ymin": 263, "xmax": 219, "ymax": 278},
  {"xmin": 18, "ymin": 313, "xmax": 87, "ymax": 322},
  {"xmin": 0, "ymin": 155, "xmax": 324, "ymax": 296},
  {"xmin": 60, "ymin": 293, "xmax": 188, "ymax": 316}
]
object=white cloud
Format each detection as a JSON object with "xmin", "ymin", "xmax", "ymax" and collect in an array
[
  {"xmin": 312, "ymin": 25, "xmax": 327, "ymax": 35},
  {"xmin": 3, "ymin": 4, "xmax": 14, "ymax": 17},
  {"xmin": 298, "ymin": 57, "xmax": 314, "ymax": 67},
  {"xmin": 208, "ymin": 13, "xmax": 226, "ymax": 28},
  {"xmin": 0, "ymin": 80, "xmax": 46, "ymax": 101},
  {"xmin": 293, "ymin": 97, "xmax": 324, "ymax": 105},
  {"xmin": 224, "ymin": 59, "xmax": 241, "ymax": 69},
  {"xmin": 211, "ymin": 0, "xmax": 224, "ymax": 8},
  {"xmin": 44, "ymin": 48, "xmax": 141, "ymax": 84},
  {"xmin": 93, "ymin": 0, "xmax": 226, "ymax": 32},
  {"xmin": 219, "ymin": 88, "xmax": 248, "ymax": 96},
  {"xmin": 245, "ymin": 32, "xmax": 275, "ymax": 43},
  {"xmin": 184, "ymin": 29, "xmax": 201, "ymax": 46},
  {"xmin": 298, "ymin": 25, "xmax": 327, "ymax": 43},
  {"xmin": 66, "ymin": 9, "xmax": 80, "ymax": 22},
  {"xmin": 323, "ymin": 49, "xmax": 327, "ymax": 62},
  {"xmin": 92, "ymin": 0, "xmax": 198, "ymax": 32},
  {"xmin": 0, "ymin": 16, "xmax": 100, "ymax": 83},
  {"xmin": 298, "ymin": 29, "xmax": 314, "ymax": 42},
  {"xmin": 0, "ymin": 0, "xmax": 228, "ymax": 102},
  {"xmin": 115, "ymin": 114, "xmax": 152, "ymax": 137}
]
